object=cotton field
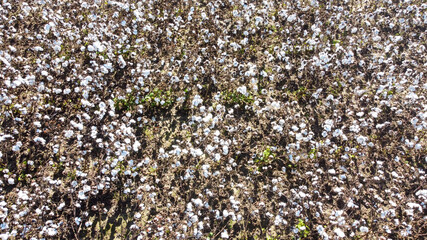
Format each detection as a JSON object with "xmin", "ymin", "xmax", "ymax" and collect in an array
[{"xmin": 0, "ymin": 0, "xmax": 426, "ymax": 239}]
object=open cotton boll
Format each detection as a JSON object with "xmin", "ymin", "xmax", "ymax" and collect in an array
[
  {"xmin": 334, "ymin": 228, "xmax": 345, "ymax": 238},
  {"xmin": 87, "ymin": 45, "xmax": 95, "ymax": 52},
  {"xmin": 133, "ymin": 141, "xmax": 141, "ymax": 151},
  {"xmin": 70, "ymin": 120, "xmax": 84, "ymax": 131},
  {"xmin": 78, "ymin": 191, "xmax": 87, "ymax": 200},
  {"xmin": 269, "ymin": 101, "xmax": 281, "ymax": 110},
  {"xmin": 356, "ymin": 135, "xmax": 368, "ymax": 146},
  {"xmin": 117, "ymin": 55, "xmax": 126, "ymax": 68},
  {"xmin": 47, "ymin": 228, "xmax": 58, "ymax": 236},
  {"xmin": 8, "ymin": 178, "xmax": 15, "ymax": 185},
  {"xmin": 12, "ymin": 141, "xmax": 22, "ymax": 152},
  {"xmin": 323, "ymin": 119, "xmax": 333, "ymax": 132},
  {"xmin": 141, "ymin": 70, "xmax": 151, "ymax": 77},
  {"xmin": 34, "ymin": 137, "xmax": 46, "ymax": 145},
  {"xmin": 287, "ymin": 14, "xmax": 297, "ymax": 22},
  {"xmin": 254, "ymin": 16, "xmax": 263, "ymax": 26},
  {"xmin": 111, "ymin": 169, "xmax": 119, "ymax": 177},
  {"xmin": 236, "ymin": 86, "xmax": 248, "ymax": 97},
  {"xmin": 221, "ymin": 230, "xmax": 229, "ymax": 239},
  {"xmin": 192, "ymin": 198, "xmax": 203, "ymax": 208},
  {"xmin": 92, "ymin": 41, "xmax": 105, "ymax": 52},
  {"xmin": 192, "ymin": 95, "xmax": 203, "ymax": 107}
]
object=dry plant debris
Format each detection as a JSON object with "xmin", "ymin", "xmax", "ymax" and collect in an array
[{"xmin": 0, "ymin": 0, "xmax": 426, "ymax": 239}]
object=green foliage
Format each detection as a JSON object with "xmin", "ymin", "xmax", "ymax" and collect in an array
[
  {"xmin": 296, "ymin": 219, "xmax": 310, "ymax": 238},
  {"xmin": 96, "ymin": 51, "xmax": 109, "ymax": 60},
  {"xmin": 142, "ymin": 88, "xmax": 174, "ymax": 109},
  {"xmin": 18, "ymin": 173, "xmax": 27, "ymax": 182},
  {"xmin": 53, "ymin": 161, "xmax": 65, "ymax": 177},
  {"xmin": 255, "ymin": 147, "xmax": 275, "ymax": 170},
  {"xmin": 266, "ymin": 234, "xmax": 279, "ymax": 240},
  {"xmin": 114, "ymin": 87, "xmax": 175, "ymax": 113},
  {"xmin": 267, "ymin": 24, "xmax": 278, "ymax": 33},
  {"xmin": 175, "ymin": 8, "xmax": 183, "ymax": 16},
  {"xmin": 68, "ymin": 170, "xmax": 77, "ymax": 180},
  {"xmin": 332, "ymin": 39, "xmax": 341, "ymax": 45},
  {"xmin": 228, "ymin": 220, "xmax": 236, "ymax": 229},
  {"xmin": 207, "ymin": 232, "xmax": 214, "ymax": 239},
  {"xmin": 223, "ymin": 91, "xmax": 254, "ymax": 107},
  {"xmin": 114, "ymin": 93, "xmax": 137, "ymax": 112},
  {"xmin": 148, "ymin": 165, "xmax": 157, "ymax": 175},
  {"xmin": 328, "ymin": 79, "xmax": 344, "ymax": 97},
  {"xmin": 308, "ymin": 148, "xmax": 317, "ymax": 159},
  {"xmin": 262, "ymin": 147, "xmax": 274, "ymax": 161},
  {"xmin": 289, "ymin": 86, "xmax": 310, "ymax": 101}
]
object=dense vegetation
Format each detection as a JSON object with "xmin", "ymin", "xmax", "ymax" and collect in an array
[{"xmin": 0, "ymin": 0, "xmax": 426, "ymax": 239}]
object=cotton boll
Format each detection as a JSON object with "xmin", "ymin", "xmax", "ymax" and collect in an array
[
  {"xmin": 118, "ymin": 55, "xmax": 127, "ymax": 68},
  {"xmin": 44, "ymin": 24, "xmax": 51, "ymax": 34},
  {"xmin": 133, "ymin": 141, "xmax": 141, "ymax": 151},
  {"xmin": 287, "ymin": 14, "xmax": 297, "ymax": 22},
  {"xmin": 372, "ymin": 36, "xmax": 381, "ymax": 42},
  {"xmin": 12, "ymin": 141, "xmax": 22, "ymax": 152},
  {"xmin": 64, "ymin": 130, "xmax": 74, "ymax": 138},
  {"xmin": 192, "ymin": 198, "xmax": 203, "ymax": 208},
  {"xmin": 349, "ymin": 124, "xmax": 360, "ymax": 133},
  {"xmin": 192, "ymin": 95, "xmax": 203, "ymax": 107},
  {"xmin": 47, "ymin": 228, "xmax": 57, "ymax": 236},
  {"xmin": 317, "ymin": 225, "xmax": 329, "ymax": 238},
  {"xmin": 134, "ymin": 212, "xmax": 141, "ymax": 219},
  {"xmin": 270, "ymin": 101, "xmax": 281, "ymax": 110},
  {"xmin": 111, "ymin": 169, "xmax": 119, "ymax": 177},
  {"xmin": 34, "ymin": 137, "xmax": 46, "ymax": 145},
  {"xmin": 273, "ymin": 124, "xmax": 283, "ymax": 132},
  {"xmin": 93, "ymin": 41, "xmax": 105, "ymax": 52},
  {"xmin": 356, "ymin": 135, "xmax": 368, "ymax": 146},
  {"xmin": 223, "ymin": 146, "xmax": 229, "ymax": 155},
  {"xmin": 240, "ymin": 37, "xmax": 248, "ymax": 46},
  {"xmin": 57, "ymin": 203, "xmax": 65, "ymax": 211},
  {"xmin": 81, "ymin": 99, "xmax": 93, "ymax": 108},
  {"xmin": 334, "ymin": 228, "xmax": 345, "ymax": 238},
  {"xmin": 78, "ymin": 191, "xmax": 87, "ymax": 200},
  {"xmin": 220, "ymin": 230, "xmax": 229, "ymax": 239},
  {"xmin": 333, "ymin": 129, "xmax": 343, "ymax": 137},
  {"xmin": 8, "ymin": 178, "xmax": 15, "ymax": 185},
  {"xmin": 83, "ymin": 185, "xmax": 91, "ymax": 193},
  {"xmin": 333, "ymin": 187, "xmax": 342, "ymax": 193},
  {"xmin": 255, "ymin": 16, "xmax": 263, "ymax": 26},
  {"xmin": 323, "ymin": 119, "xmax": 333, "ymax": 132},
  {"xmin": 62, "ymin": 88, "xmax": 71, "ymax": 94},
  {"xmin": 236, "ymin": 86, "xmax": 248, "ymax": 97},
  {"xmin": 370, "ymin": 111, "xmax": 378, "ymax": 118},
  {"xmin": 70, "ymin": 121, "xmax": 84, "ymax": 131}
]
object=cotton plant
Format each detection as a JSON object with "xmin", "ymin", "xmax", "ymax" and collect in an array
[{"xmin": 0, "ymin": 0, "xmax": 426, "ymax": 239}]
